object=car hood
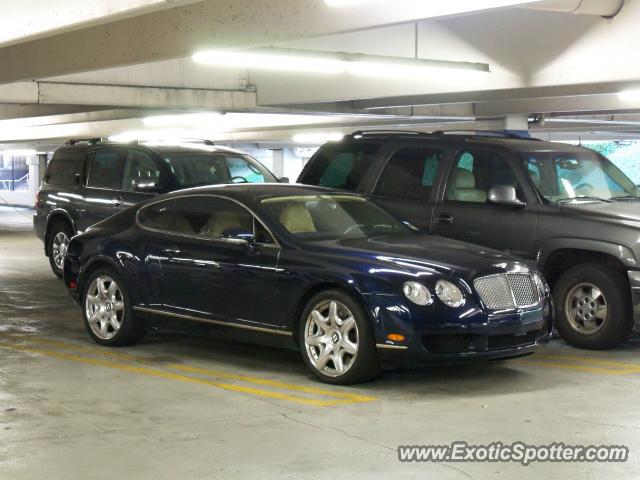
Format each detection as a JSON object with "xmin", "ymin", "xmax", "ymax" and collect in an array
[
  {"xmin": 307, "ymin": 234, "xmax": 528, "ymax": 279},
  {"xmin": 560, "ymin": 201, "xmax": 640, "ymax": 227}
]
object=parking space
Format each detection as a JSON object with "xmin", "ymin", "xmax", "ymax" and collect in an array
[{"xmin": 1, "ymin": 206, "xmax": 639, "ymax": 479}]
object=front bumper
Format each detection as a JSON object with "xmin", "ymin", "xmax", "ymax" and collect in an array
[{"xmin": 368, "ymin": 294, "xmax": 553, "ymax": 368}]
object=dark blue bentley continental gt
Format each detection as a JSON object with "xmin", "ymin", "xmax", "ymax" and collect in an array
[{"xmin": 63, "ymin": 184, "xmax": 552, "ymax": 384}]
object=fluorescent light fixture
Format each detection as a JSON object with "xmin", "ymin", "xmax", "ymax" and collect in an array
[
  {"xmin": 193, "ymin": 47, "xmax": 489, "ymax": 77},
  {"xmin": 1, "ymin": 149, "xmax": 37, "ymax": 156},
  {"xmin": 293, "ymin": 132, "xmax": 345, "ymax": 144},
  {"xmin": 193, "ymin": 50, "xmax": 345, "ymax": 74},
  {"xmin": 143, "ymin": 112, "xmax": 222, "ymax": 127},
  {"xmin": 618, "ymin": 89, "xmax": 640, "ymax": 102}
]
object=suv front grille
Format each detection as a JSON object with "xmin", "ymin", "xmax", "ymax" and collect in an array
[{"xmin": 474, "ymin": 273, "xmax": 539, "ymax": 310}]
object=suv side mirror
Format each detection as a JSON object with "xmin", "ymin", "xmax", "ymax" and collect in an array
[
  {"xmin": 488, "ymin": 185, "xmax": 526, "ymax": 208},
  {"xmin": 132, "ymin": 177, "xmax": 161, "ymax": 192},
  {"xmin": 221, "ymin": 227, "xmax": 256, "ymax": 245},
  {"xmin": 279, "ymin": 177, "xmax": 290, "ymax": 184}
]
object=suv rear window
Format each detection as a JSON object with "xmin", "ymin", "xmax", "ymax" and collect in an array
[
  {"xmin": 45, "ymin": 150, "xmax": 85, "ymax": 186},
  {"xmin": 300, "ymin": 142, "xmax": 382, "ymax": 191}
]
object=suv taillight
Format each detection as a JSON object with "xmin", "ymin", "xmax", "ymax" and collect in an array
[{"xmin": 34, "ymin": 192, "xmax": 44, "ymax": 209}]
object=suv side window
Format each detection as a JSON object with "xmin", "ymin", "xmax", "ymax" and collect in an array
[
  {"xmin": 300, "ymin": 142, "xmax": 382, "ymax": 190},
  {"xmin": 374, "ymin": 147, "xmax": 443, "ymax": 201},
  {"xmin": 138, "ymin": 200, "xmax": 173, "ymax": 231},
  {"xmin": 446, "ymin": 150, "xmax": 523, "ymax": 204},
  {"xmin": 123, "ymin": 151, "xmax": 161, "ymax": 191},
  {"xmin": 173, "ymin": 196, "xmax": 262, "ymax": 241},
  {"xmin": 45, "ymin": 150, "xmax": 85, "ymax": 186},
  {"xmin": 86, "ymin": 150, "xmax": 126, "ymax": 190}
]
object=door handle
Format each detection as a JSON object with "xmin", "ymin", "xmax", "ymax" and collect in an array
[
  {"xmin": 162, "ymin": 247, "xmax": 181, "ymax": 255},
  {"xmin": 435, "ymin": 214, "xmax": 453, "ymax": 225},
  {"xmin": 112, "ymin": 196, "xmax": 124, "ymax": 207}
]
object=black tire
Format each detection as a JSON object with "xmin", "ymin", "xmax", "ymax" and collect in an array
[
  {"xmin": 47, "ymin": 220, "xmax": 74, "ymax": 278},
  {"xmin": 298, "ymin": 289, "xmax": 380, "ymax": 385},
  {"xmin": 81, "ymin": 267, "xmax": 145, "ymax": 346},
  {"xmin": 553, "ymin": 263, "xmax": 632, "ymax": 350}
]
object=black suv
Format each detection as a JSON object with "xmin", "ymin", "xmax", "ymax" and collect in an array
[
  {"xmin": 298, "ymin": 130, "xmax": 640, "ymax": 350},
  {"xmin": 34, "ymin": 138, "xmax": 276, "ymax": 278}
]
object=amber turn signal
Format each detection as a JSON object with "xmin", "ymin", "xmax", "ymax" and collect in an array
[{"xmin": 386, "ymin": 333, "xmax": 406, "ymax": 342}]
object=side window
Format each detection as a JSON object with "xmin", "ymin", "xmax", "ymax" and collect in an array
[
  {"xmin": 225, "ymin": 156, "xmax": 266, "ymax": 183},
  {"xmin": 300, "ymin": 142, "xmax": 382, "ymax": 190},
  {"xmin": 374, "ymin": 147, "xmax": 443, "ymax": 200},
  {"xmin": 173, "ymin": 196, "xmax": 253, "ymax": 239},
  {"xmin": 45, "ymin": 150, "xmax": 85, "ymax": 186},
  {"xmin": 123, "ymin": 151, "xmax": 161, "ymax": 191},
  {"xmin": 447, "ymin": 150, "xmax": 521, "ymax": 204},
  {"xmin": 138, "ymin": 200, "xmax": 173, "ymax": 231},
  {"xmin": 86, "ymin": 150, "xmax": 125, "ymax": 189}
]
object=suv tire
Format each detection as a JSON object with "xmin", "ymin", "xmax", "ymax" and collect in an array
[
  {"xmin": 47, "ymin": 220, "xmax": 74, "ymax": 278},
  {"xmin": 553, "ymin": 263, "xmax": 632, "ymax": 350}
]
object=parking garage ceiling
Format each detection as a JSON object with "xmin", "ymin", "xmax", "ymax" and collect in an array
[{"xmin": 0, "ymin": 0, "xmax": 638, "ymax": 148}]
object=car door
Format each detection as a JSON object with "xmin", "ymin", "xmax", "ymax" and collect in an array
[
  {"xmin": 431, "ymin": 147, "xmax": 538, "ymax": 259},
  {"xmin": 160, "ymin": 195, "xmax": 282, "ymax": 327},
  {"xmin": 368, "ymin": 144, "xmax": 447, "ymax": 231},
  {"xmin": 114, "ymin": 149, "xmax": 164, "ymax": 214},
  {"xmin": 82, "ymin": 148, "xmax": 127, "ymax": 228}
]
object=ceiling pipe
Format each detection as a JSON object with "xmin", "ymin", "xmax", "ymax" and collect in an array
[{"xmin": 521, "ymin": 0, "xmax": 624, "ymax": 18}]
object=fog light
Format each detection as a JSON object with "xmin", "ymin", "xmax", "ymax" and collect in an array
[{"xmin": 387, "ymin": 333, "xmax": 406, "ymax": 342}]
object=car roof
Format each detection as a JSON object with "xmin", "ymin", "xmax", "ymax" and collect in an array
[
  {"xmin": 54, "ymin": 140, "xmax": 249, "ymax": 157},
  {"xmin": 160, "ymin": 183, "xmax": 350, "ymax": 202}
]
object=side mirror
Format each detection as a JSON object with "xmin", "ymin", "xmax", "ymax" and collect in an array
[
  {"xmin": 221, "ymin": 227, "xmax": 255, "ymax": 245},
  {"xmin": 279, "ymin": 177, "xmax": 290, "ymax": 184},
  {"xmin": 488, "ymin": 185, "xmax": 526, "ymax": 208},
  {"xmin": 132, "ymin": 177, "xmax": 161, "ymax": 192}
]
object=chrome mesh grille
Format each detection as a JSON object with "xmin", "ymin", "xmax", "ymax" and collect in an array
[{"xmin": 474, "ymin": 273, "xmax": 539, "ymax": 310}]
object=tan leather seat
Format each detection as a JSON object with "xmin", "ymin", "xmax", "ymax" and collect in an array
[
  {"xmin": 173, "ymin": 214, "xmax": 195, "ymax": 235},
  {"xmin": 203, "ymin": 211, "xmax": 252, "ymax": 238},
  {"xmin": 279, "ymin": 203, "xmax": 316, "ymax": 234},
  {"xmin": 449, "ymin": 169, "xmax": 487, "ymax": 203}
]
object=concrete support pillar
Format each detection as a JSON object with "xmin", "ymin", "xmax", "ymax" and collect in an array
[
  {"xmin": 272, "ymin": 149, "xmax": 285, "ymax": 179},
  {"xmin": 26, "ymin": 154, "xmax": 47, "ymax": 204}
]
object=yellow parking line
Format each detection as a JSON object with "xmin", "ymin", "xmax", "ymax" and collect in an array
[
  {"xmin": 532, "ymin": 353, "xmax": 640, "ymax": 370},
  {"xmin": 0, "ymin": 342, "xmax": 366, "ymax": 407},
  {"xmin": 170, "ymin": 364, "xmax": 376, "ymax": 403}
]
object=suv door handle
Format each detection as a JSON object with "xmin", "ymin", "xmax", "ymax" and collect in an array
[
  {"xmin": 435, "ymin": 214, "xmax": 453, "ymax": 225},
  {"xmin": 112, "ymin": 196, "xmax": 124, "ymax": 207}
]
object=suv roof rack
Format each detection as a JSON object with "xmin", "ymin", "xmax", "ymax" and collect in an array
[
  {"xmin": 431, "ymin": 130, "xmax": 541, "ymax": 140},
  {"xmin": 64, "ymin": 138, "xmax": 104, "ymax": 146},
  {"xmin": 350, "ymin": 130, "xmax": 430, "ymax": 138}
]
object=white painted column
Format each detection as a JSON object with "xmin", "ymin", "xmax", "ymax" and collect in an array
[{"xmin": 271, "ymin": 148, "xmax": 285, "ymax": 179}]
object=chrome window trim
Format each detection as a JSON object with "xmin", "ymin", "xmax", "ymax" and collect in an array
[
  {"xmin": 132, "ymin": 306, "xmax": 292, "ymax": 336},
  {"xmin": 135, "ymin": 193, "xmax": 281, "ymax": 249}
]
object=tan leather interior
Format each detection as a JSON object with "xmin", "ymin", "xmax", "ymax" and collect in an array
[
  {"xmin": 279, "ymin": 203, "xmax": 316, "ymax": 233},
  {"xmin": 203, "ymin": 211, "xmax": 252, "ymax": 238},
  {"xmin": 449, "ymin": 169, "xmax": 487, "ymax": 203},
  {"xmin": 173, "ymin": 214, "xmax": 194, "ymax": 234}
]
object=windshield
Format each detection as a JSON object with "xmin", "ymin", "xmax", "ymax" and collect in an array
[
  {"xmin": 520, "ymin": 150, "xmax": 640, "ymax": 203},
  {"xmin": 261, "ymin": 194, "xmax": 414, "ymax": 241},
  {"xmin": 162, "ymin": 153, "xmax": 276, "ymax": 188}
]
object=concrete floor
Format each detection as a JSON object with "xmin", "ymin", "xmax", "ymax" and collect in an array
[{"xmin": 1, "ymin": 206, "xmax": 639, "ymax": 479}]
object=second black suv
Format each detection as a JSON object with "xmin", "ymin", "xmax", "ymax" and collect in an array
[
  {"xmin": 298, "ymin": 130, "xmax": 640, "ymax": 350},
  {"xmin": 34, "ymin": 138, "xmax": 276, "ymax": 278}
]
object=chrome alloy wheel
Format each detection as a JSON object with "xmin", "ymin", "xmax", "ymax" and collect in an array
[
  {"xmin": 565, "ymin": 282, "xmax": 608, "ymax": 334},
  {"xmin": 304, "ymin": 300, "xmax": 359, "ymax": 378},
  {"xmin": 85, "ymin": 276, "xmax": 125, "ymax": 340},
  {"xmin": 52, "ymin": 232, "xmax": 69, "ymax": 271}
]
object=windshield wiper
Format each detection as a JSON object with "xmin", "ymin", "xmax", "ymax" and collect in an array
[
  {"xmin": 611, "ymin": 195, "xmax": 640, "ymax": 201},
  {"xmin": 557, "ymin": 196, "xmax": 612, "ymax": 203}
]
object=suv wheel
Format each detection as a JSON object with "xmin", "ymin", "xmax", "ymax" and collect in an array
[
  {"xmin": 553, "ymin": 263, "xmax": 633, "ymax": 350},
  {"xmin": 47, "ymin": 221, "xmax": 73, "ymax": 278},
  {"xmin": 299, "ymin": 290, "xmax": 380, "ymax": 385},
  {"xmin": 82, "ymin": 268, "xmax": 144, "ymax": 346}
]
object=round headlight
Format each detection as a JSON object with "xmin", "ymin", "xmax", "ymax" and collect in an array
[
  {"xmin": 403, "ymin": 281, "xmax": 433, "ymax": 306},
  {"xmin": 435, "ymin": 280, "xmax": 465, "ymax": 308}
]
